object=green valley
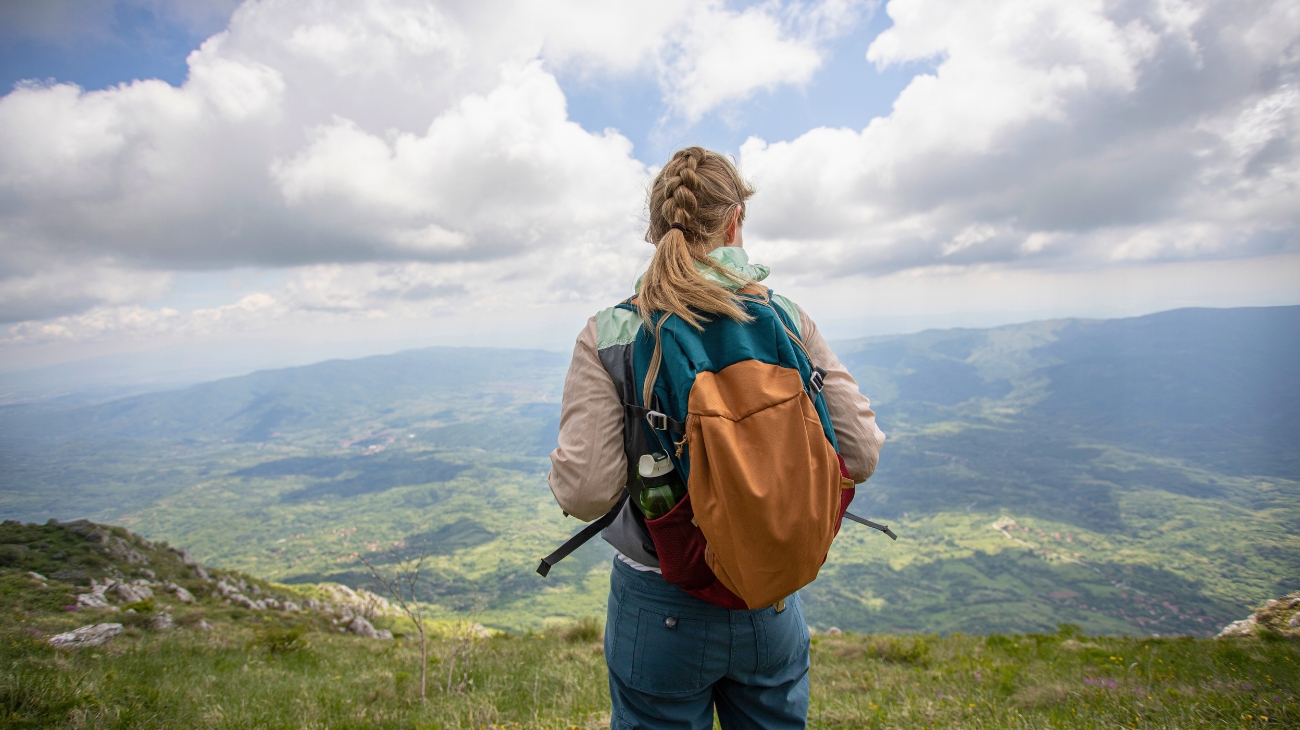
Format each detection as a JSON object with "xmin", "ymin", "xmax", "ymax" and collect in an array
[{"xmin": 1, "ymin": 306, "xmax": 1297, "ymax": 636}]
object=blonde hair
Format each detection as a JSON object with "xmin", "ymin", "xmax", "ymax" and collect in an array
[{"xmin": 638, "ymin": 146, "xmax": 756, "ymax": 331}]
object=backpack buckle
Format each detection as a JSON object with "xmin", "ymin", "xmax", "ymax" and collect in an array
[
  {"xmin": 646, "ymin": 410, "xmax": 670, "ymax": 431},
  {"xmin": 808, "ymin": 367, "xmax": 827, "ymax": 395}
]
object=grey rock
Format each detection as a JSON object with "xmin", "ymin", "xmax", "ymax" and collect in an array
[
  {"xmin": 110, "ymin": 582, "xmax": 151, "ymax": 604},
  {"xmin": 48, "ymin": 623, "xmax": 124, "ymax": 648},
  {"xmin": 49, "ymin": 568, "xmax": 88, "ymax": 583},
  {"xmin": 106, "ymin": 536, "xmax": 149, "ymax": 565},
  {"xmin": 75, "ymin": 587, "xmax": 112, "ymax": 609},
  {"xmin": 149, "ymin": 613, "xmax": 175, "ymax": 631},
  {"xmin": 26, "ymin": 571, "xmax": 47, "ymax": 582},
  {"xmin": 162, "ymin": 582, "xmax": 195, "ymax": 604},
  {"xmin": 347, "ymin": 616, "xmax": 391, "ymax": 639},
  {"xmin": 192, "ymin": 565, "xmax": 209, "ymax": 581},
  {"xmin": 196, "ymin": 619, "xmax": 214, "ymax": 631},
  {"xmin": 262, "ymin": 597, "xmax": 280, "ymax": 610},
  {"xmin": 139, "ymin": 569, "xmax": 156, "ymax": 580},
  {"xmin": 282, "ymin": 601, "xmax": 301, "ymax": 612},
  {"xmin": 826, "ymin": 627, "xmax": 842, "ymax": 635},
  {"xmin": 229, "ymin": 594, "xmax": 259, "ymax": 610},
  {"xmin": 1216, "ymin": 618, "xmax": 1256, "ymax": 637},
  {"xmin": 1289, "ymin": 613, "xmax": 1300, "ymax": 628}
]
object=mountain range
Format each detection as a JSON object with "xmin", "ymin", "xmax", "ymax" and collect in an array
[{"xmin": 1, "ymin": 305, "xmax": 1296, "ymax": 635}]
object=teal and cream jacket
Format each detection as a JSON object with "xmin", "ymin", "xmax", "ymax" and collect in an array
[{"xmin": 547, "ymin": 247, "xmax": 886, "ymax": 565}]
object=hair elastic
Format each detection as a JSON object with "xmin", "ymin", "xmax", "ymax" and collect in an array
[{"xmin": 669, "ymin": 223, "xmax": 690, "ymax": 236}]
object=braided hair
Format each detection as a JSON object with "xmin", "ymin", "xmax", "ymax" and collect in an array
[{"xmin": 639, "ymin": 147, "xmax": 756, "ymax": 330}]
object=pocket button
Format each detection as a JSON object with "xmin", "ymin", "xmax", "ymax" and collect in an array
[{"xmin": 665, "ymin": 616, "xmax": 677, "ymax": 629}]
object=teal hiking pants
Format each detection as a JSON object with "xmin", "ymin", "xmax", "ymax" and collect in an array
[{"xmin": 604, "ymin": 558, "xmax": 811, "ymax": 729}]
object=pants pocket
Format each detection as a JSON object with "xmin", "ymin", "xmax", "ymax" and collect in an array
[
  {"xmin": 756, "ymin": 596, "xmax": 810, "ymax": 673},
  {"xmin": 628, "ymin": 606, "xmax": 710, "ymax": 694}
]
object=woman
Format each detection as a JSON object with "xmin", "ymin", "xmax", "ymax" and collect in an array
[{"xmin": 548, "ymin": 147, "xmax": 885, "ymax": 729}]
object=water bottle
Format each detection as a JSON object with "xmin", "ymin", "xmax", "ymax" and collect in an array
[{"xmin": 637, "ymin": 452, "xmax": 686, "ymax": 520}]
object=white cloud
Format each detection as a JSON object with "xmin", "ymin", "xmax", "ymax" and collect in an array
[
  {"xmin": 0, "ymin": 266, "xmax": 173, "ymax": 324},
  {"xmin": 543, "ymin": 0, "xmax": 869, "ymax": 121},
  {"xmin": 0, "ymin": 0, "xmax": 1296, "ymax": 359},
  {"xmin": 0, "ymin": 0, "xmax": 863, "ymax": 326},
  {"xmin": 739, "ymin": 0, "xmax": 1300, "ymax": 280},
  {"xmin": 662, "ymin": 3, "xmax": 830, "ymax": 122},
  {"xmin": 270, "ymin": 62, "xmax": 647, "ymax": 261}
]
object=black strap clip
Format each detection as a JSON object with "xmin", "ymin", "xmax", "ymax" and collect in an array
[
  {"xmin": 538, "ymin": 493, "xmax": 628, "ymax": 576},
  {"xmin": 808, "ymin": 366, "xmax": 827, "ymax": 395}
]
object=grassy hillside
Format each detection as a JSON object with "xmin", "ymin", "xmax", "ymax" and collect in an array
[
  {"xmin": 2, "ymin": 519, "xmax": 1297, "ymax": 729},
  {"xmin": 1, "ymin": 306, "xmax": 1297, "ymax": 635},
  {"xmin": 9, "ymin": 617, "xmax": 1299, "ymax": 728}
]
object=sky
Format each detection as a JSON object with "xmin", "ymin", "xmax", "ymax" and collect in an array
[{"xmin": 0, "ymin": 0, "xmax": 1297, "ymax": 384}]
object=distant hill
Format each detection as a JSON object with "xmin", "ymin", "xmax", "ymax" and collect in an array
[
  {"xmin": 1, "ymin": 307, "xmax": 1296, "ymax": 635},
  {"xmin": 0, "ymin": 346, "xmax": 568, "ymax": 444}
]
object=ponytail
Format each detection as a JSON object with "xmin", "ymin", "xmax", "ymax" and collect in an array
[{"xmin": 638, "ymin": 147, "xmax": 756, "ymax": 331}]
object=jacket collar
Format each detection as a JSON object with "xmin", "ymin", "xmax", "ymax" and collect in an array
[{"xmin": 635, "ymin": 247, "xmax": 770, "ymax": 293}]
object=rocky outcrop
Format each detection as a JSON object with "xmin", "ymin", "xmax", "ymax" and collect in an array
[
  {"xmin": 48, "ymin": 623, "xmax": 124, "ymax": 648},
  {"xmin": 347, "ymin": 616, "xmax": 394, "ymax": 640},
  {"xmin": 316, "ymin": 583, "xmax": 397, "ymax": 618},
  {"xmin": 1217, "ymin": 617, "xmax": 1256, "ymax": 637},
  {"xmin": 213, "ymin": 577, "xmax": 303, "ymax": 611},
  {"xmin": 1217, "ymin": 592, "xmax": 1300, "ymax": 638},
  {"xmin": 7, "ymin": 518, "xmax": 403, "ymax": 639},
  {"xmin": 162, "ymin": 581, "xmax": 195, "ymax": 604},
  {"xmin": 75, "ymin": 584, "xmax": 113, "ymax": 609},
  {"xmin": 109, "ymin": 580, "xmax": 152, "ymax": 604}
]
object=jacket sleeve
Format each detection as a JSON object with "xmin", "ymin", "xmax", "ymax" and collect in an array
[
  {"xmin": 799, "ymin": 306, "xmax": 886, "ymax": 483},
  {"xmin": 547, "ymin": 316, "xmax": 628, "ymax": 521}
]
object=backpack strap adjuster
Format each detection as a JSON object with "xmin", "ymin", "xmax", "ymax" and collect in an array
[
  {"xmin": 808, "ymin": 366, "xmax": 827, "ymax": 395},
  {"xmin": 646, "ymin": 410, "xmax": 670, "ymax": 432},
  {"xmin": 624, "ymin": 404, "xmax": 686, "ymax": 435}
]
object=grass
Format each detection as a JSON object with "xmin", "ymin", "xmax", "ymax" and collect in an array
[{"xmin": 3, "ymin": 604, "xmax": 1296, "ymax": 729}]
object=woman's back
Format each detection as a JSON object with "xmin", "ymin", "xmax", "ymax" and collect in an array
[{"xmin": 546, "ymin": 146, "xmax": 885, "ymax": 729}]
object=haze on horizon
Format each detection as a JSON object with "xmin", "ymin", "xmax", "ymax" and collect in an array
[{"xmin": 0, "ymin": 0, "xmax": 1297, "ymax": 380}]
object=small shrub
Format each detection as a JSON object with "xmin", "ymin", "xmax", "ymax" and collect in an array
[
  {"xmin": 867, "ymin": 635, "xmax": 930, "ymax": 665},
  {"xmin": 0, "ymin": 544, "xmax": 30, "ymax": 567},
  {"xmin": 985, "ymin": 633, "xmax": 1015, "ymax": 650},
  {"xmin": 248, "ymin": 623, "xmax": 310, "ymax": 655},
  {"xmin": 1056, "ymin": 623, "xmax": 1083, "ymax": 638},
  {"xmin": 121, "ymin": 598, "xmax": 155, "ymax": 614},
  {"xmin": 559, "ymin": 616, "xmax": 602, "ymax": 643}
]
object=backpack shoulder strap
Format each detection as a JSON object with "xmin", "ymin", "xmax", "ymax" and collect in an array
[{"xmin": 736, "ymin": 286, "xmax": 829, "ymax": 396}]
